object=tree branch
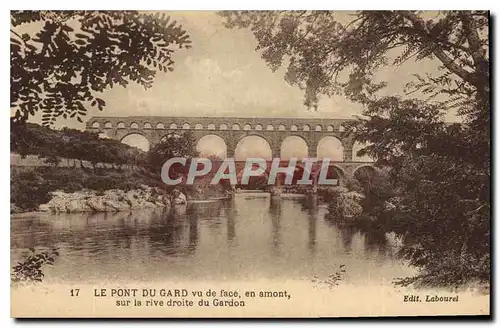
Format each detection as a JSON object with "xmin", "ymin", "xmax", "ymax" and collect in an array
[
  {"xmin": 459, "ymin": 12, "xmax": 488, "ymax": 72},
  {"xmin": 401, "ymin": 11, "xmax": 476, "ymax": 85}
]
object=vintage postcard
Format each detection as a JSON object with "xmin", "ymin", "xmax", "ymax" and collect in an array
[{"xmin": 10, "ymin": 10, "xmax": 490, "ymax": 317}]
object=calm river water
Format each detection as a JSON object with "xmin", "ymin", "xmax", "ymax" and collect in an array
[{"xmin": 11, "ymin": 194, "xmax": 415, "ymax": 284}]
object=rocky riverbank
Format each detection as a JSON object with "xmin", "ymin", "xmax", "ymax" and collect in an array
[{"xmin": 33, "ymin": 185, "xmax": 185, "ymax": 214}]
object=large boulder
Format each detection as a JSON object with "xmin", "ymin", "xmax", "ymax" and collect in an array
[
  {"xmin": 124, "ymin": 190, "xmax": 141, "ymax": 209},
  {"xmin": 50, "ymin": 190, "xmax": 68, "ymax": 199},
  {"xmin": 86, "ymin": 197, "xmax": 107, "ymax": 212},
  {"xmin": 66, "ymin": 199, "xmax": 91, "ymax": 213},
  {"xmin": 10, "ymin": 203, "xmax": 23, "ymax": 214},
  {"xmin": 157, "ymin": 194, "xmax": 171, "ymax": 207},
  {"xmin": 172, "ymin": 191, "xmax": 187, "ymax": 205},
  {"xmin": 48, "ymin": 196, "xmax": 70, "ymax": 213},
  {"xmin": 103, "ymin": 200, "xmax": 126, "ymax": 212},
  {"xmin": 38, "ymin": 204, "xmax": 52, "ymax": 212},
  {"xmin": 36, "ymin": 187, "xmax": 170, "ymax": 213},
  {"xmin": 101, "ymin": 190, "xmax": 131, "ymax": 211},
  {"xmin": 139, "ymin": 184, "xmax": 151, "ymax": 192},
  {"xmin": 142, "ymin": 201, "xmax": 158, "ymax": 208},
  {"xmin": 103, "ymin": 189, "xmax": 125, "ymax": 200}
]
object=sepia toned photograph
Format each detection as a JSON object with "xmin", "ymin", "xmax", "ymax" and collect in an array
[{"xmin": 10, "ymin": 9, "xmax": 490, "ymax": 318}]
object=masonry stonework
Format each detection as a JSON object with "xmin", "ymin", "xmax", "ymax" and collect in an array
[{"xmin": 86, "ymin": 116, "xmax": 375, "ymax": 180}]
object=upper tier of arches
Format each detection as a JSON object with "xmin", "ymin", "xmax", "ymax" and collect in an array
[{"xmin": 91, "ymin": 120, "xmax": 350, "ymax": 133}]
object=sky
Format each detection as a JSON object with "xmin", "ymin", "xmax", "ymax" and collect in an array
[{"xmin": 21, "ymin": 11, "xmax": 454, "ymax": 158}]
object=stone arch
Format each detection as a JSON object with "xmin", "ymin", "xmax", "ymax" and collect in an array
[
  {"xmin": 156, "ymin": 123, "xmax": 165, "ymax": 129},
  {"xmin": 317, "ymin": 136, "xmax": 344, "ymax": 161},
  {"xmin": 352, "ymin": 164, "xmax": 376, "ymax": 178},
  {"xmin": 331, "ymin": 165, "xmax": 346, "ymax": 178},
  {"xmin": 169, "ymin": 123, "xmax": 178, "ymax": 129},
  {"xmin": 104, "ymin": 121, "xmax": 112, "ymax": 129},
  {"xmin": 130, "ymin": 122, "xmax": 139, "ymax": 129},
  {"xmin": 311, "ymin": 164, "xmax": 345, "ymax": 185},
  {"xmin": 196, "ymin": 134, "xmax": 227, "ymax": 159},
  {"xmin": 143, "ymin": 122, "xmax": 152, "ymax": 129},
  {"xmin": 280, "ymin": 135, "xmax": 309, "ymax": 159},
  {"xmin": 182, "ymin": 123, "xmax": 190, "ymax": 130},
  {"xmin": 302, "ymin": 124, "xmax": 310, "ymax": 131},
  {"xmin": 309, "ymin": 163, "xmax": 345, "ymax": 186},
  {"xmin": 255, "ymin": 124, "xmax": 263, "ymax": 131},
  {"xmin": 220, "ymin": 124, "xmax": 228, "ymax": 130},
  {"xmin": 236, "ymin": 166, "xmax": 269, "ymax": 187},
  {"xmin": 234, "ymin": 135, "xmax": 273, "ymax": 160},
  {"xmin": 194, "ymin": 123, "xmax": 203, "ymax": 130},
  {"xmin": 330, "ymin": 165, "xmax": 346, "ymax": 185},
  {"xmin": 352, "ymin": 165, "xmax": 377, "ymax": 189},
  {"xmin": 315, "ymin": 124, "xmax": 322, "ymax": 132},
  {"xmin": 120, "ymin": 133, "xmax": 150, "ymax": 152},
  {"xmin": 266, "ymin": 124, "xmax": 274, "ymax": 131},
  {"xmin": 338, "ymin": 125, "xmax": 345, "ymax": 132},
  {"xmin": 232, "ymin": 123, "xmax": 241, "ymax": 130},
  {"xmin": 327, "ymin": 125, "xmax": 334, "ymax": 132},
  {"xmin": 243, "ymin": 124, "xmax": 252, "ymax": 131},
  {"xmin": 207, "ymin": 124, "xmax": 216, "ymax": 130},
  {"xmin": 91, "ymin": 121, "xmax": 100, "ymax": 128},
  {"xmin": 117, "ymin": 122, "xmax": 126, "ymax": 129},
  {"xmin": 290, "ymin": 125, "xmax": 298, "ymax": 131},
  {"xmin": 278, "ymin": 124, "xmax": 286, "ymax": 131}
]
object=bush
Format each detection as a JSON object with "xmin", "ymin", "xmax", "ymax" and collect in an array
[
  {"xmin": 11, "ymin": 248, "xmax": 59, "ymax": 284},
  {"xmin": 83, "ymin": 175, "xmax": 116, "ymax": 192},
  {"xmin": 327, "ymin": 189, "xmax": 364, "ymax": 222},
  {"xmin": 11, "ymin": 168, "xmax": 53, "ymax": 211}
]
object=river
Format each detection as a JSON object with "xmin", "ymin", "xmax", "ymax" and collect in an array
[{"xmin": 11, "ymin": 193, "xmax": 415, "ymax": 285}]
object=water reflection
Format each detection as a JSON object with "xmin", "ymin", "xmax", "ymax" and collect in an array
[
  {"xmin": 148, "ymin": 206, "xmax": 190, "ymax": 257},
  {"xmin": 338, "ymin": 226, "xmax": 357, "ymax": 253},
  {"xmin": 224, "ymin": 200, "xmax": 237, "ymax": 244},
  {"xmin": 11, "ymin": 195, "xmax": 413, "ymax": 284},
  {"xmin": 269, "ymin": 197, "xmax": 282, "ymax": 255},
  {"xmin": 300, "ymin": 196, "xmax": 318, "ymax": 255},
  {"xmin": 364, "ymin": 230, "xmax": 390, "ymax": 257}
]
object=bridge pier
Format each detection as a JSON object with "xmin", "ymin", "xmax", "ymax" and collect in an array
[
  {"xmin": 226, "ymin": 148, "xmax": 235, "ymax": 158},
  {"xmin": 343, "ymin": 146, "xmax": 353, "ymax": 162}
]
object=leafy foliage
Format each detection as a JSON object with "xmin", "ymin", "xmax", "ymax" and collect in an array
[
  {"xmin": 11, "ymin": 248, "xmax": 60, "ymax": 284},
  {"xmin": 11, "ymin": 10, "xmax": 191, "ymax": 125},
  {"xmin": 221, "ymin": 11, "xmax": 490, "ymax": 288},
  {"xmin": 11, "ymin": 168, "xmax": 53, "ymax": 211},
  {"xmin": 11, "ymin": 120, "xmax": 144, "ymax": 168},
  {"xmin": 144, "ymin": 132, "xmax": 198, "ymax": 175},
  {"xmin": 220, "ymin": 11, "xmax": 488, "ymax": 116}
]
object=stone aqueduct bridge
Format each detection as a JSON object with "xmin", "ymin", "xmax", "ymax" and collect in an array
[{"xmin": 86, "ymin": 116, "xmax": 375, "ymax": 179}]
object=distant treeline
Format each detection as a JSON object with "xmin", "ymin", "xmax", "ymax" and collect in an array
[{"xmin": 11, "ymin": 120, "xmax": 144, "ymax": 168}]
